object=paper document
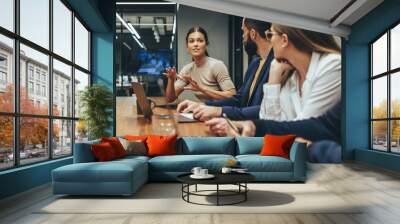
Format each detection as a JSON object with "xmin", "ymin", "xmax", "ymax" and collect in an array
[{"xmin": 179, "ymin": 113, "xmax": 194, "ymax": 120}]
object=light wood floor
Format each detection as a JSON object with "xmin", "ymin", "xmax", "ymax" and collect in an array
[{"xmin": 1, "ymin": 162, "xmax": 400, "ymax": 224}]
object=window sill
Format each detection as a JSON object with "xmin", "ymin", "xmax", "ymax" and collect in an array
[{"xmin": 0, "ymin": 156, "xmax": 72, "ymax": 176}]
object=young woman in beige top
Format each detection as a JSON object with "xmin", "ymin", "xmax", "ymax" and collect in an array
[{"xmin": 164, "ymin": 27, "xmax": 236, "ymax": 102}]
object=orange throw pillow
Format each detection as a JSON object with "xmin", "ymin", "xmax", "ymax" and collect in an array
[
  {"xmin": 101, "ymin": 137, "xmax": 127, "ymax": 158},
  {"xmin": 260, "ymin": 134, "xmax": 296, "ymax": 159},
  {"xmin": 124, "ymin": 135, "xmax": 148, "ymax": 142},
  {"xmin": 146, "ymin": 135, "xmax": 177, "ymax": 157},
  {"xmin": 91, "ymin": 142, "xmax": 117, "ymax": 162}
]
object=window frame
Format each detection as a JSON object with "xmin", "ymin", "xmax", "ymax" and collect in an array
[
  {"xmin": 370, "ymin": 20, "xmax": 400, "ymax": 154},
  {"xmin": 0, "ymin": 0, "xmax": 92, "ymax": 171}
]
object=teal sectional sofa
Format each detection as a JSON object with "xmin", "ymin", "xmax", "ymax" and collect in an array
[{"xmin": 52, "ymin": 137, "xmax": 307, "ymax": 196}]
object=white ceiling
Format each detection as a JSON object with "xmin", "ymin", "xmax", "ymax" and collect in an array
[
  {"xmin": 170, "ymin": 0, "xmax": 384, "ymax": 37},
  {"xmin": 226, "ymin": 0, "xmax": 352, "ymax": 22}
]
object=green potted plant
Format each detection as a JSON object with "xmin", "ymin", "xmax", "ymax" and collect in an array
[{"xmin": 79, "ymin": 84, "xmax": 113, "ymax": 140}]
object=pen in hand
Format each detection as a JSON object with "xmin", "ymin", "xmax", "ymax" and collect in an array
[{"xmin": 222, "ymin": 113, "xmax": 242, "ymax": 136}]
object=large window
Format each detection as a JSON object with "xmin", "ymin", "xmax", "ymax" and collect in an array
[
  {"xmin": 0, "ymin": 0, "xmax": 91, "ymax": 170},
  {"xmin": 370, "ymin": 23, "xmax": 400, "ymax": 153},
  {"xmin": 0, "ymin": 0, "xmax": 14, "ymax": 32}
]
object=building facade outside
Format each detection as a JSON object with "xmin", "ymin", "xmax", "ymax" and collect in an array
[{"xmin": 0, "ymin": 41, "xmax": 77, "ymax": 168}]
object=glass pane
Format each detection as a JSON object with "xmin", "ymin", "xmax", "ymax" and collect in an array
[
  {"xmin": 74, "ymin": 69, "xmax": 89, "ymax": 118},
  {"xmin": 20, "ymin": 44, "xmax": 49, "ymax": 115},
  {"xmin": 0, "ymin": 0, "xmax": 14, "ymax": 31},
  {"xmin": 372, "ymin": 33, "xmax": 387, "ymax": 76},
  {"xmin": 372, "ymin": 121, "xmax": 388, "ymax": 151},
  {"xmin": 53, "ymin": 59, "xmax": 72, "ymax": 117},
  {"xmin": 20, "ymin": 117, "xmax": 49, "ymax": 165},
  {"xmin": 0, "ymin": 116, "xmax": 14, "ymax": 170},
  {"xmin": 75, "ymin": 18, "xmax": 89, "ymax": 70},
  {"xmin": 0, "ymin": 35, "xmax": 14, "ymax": 113},
  {"xmin": 53, "ymin": 119, "xmax": 72, "ymax": 158},
  {"xmin": 115, "ymin": 11, "xmax": 175, "ymax": 97},
  {"xmin": 391, "ymin": 24, "xmax": 400, "ymax": 70},
  {"xmin": 372, "ymin": 77, "xmax": 387, "ymax": 119},
  {"xmin": 391, "ymin": 120, "xmax": 400, "ymax": 153},
  {"xmin": 53, "ymin": 0, "xmax": 72, "ymax": 60},
  {"xmin": 20, "ymin": 0, "xmax": 49, "ymax": 49},
  {"xmin": 391, "ymin": 72, "xmax": 400, "ymax": 118},
  {"xmin": 75, "ymin": 120, "xmax": 88, "ymax": 143}
]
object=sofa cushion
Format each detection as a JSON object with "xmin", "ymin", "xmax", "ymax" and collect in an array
[
  {"xmin": 124, "ymin": 135, "xmax": 148, "ymax": 141},
  {"xmin": 119, "ymin": 138, "xmax": 147, "ymax": 156},
  {"xmin": 149, "ymin": 154, "xmax": 235, "ymax": 172},
  {"xmin": 236, "ymin": 137, "xmax": 263, "ymax": 155},
  {"xmin": 115, "ymin": 155, "xmax": 150, "ymax": 164},
  {"xmin": 147, "ymin": 135, "xmax": 177, "ymax": 157},
  {"xmin": 73, "ymin": 140, "xmax": 100, "ymax": 163},
  {"xmin": 53, "ymin": 159, "xmax": 147, "ymax": 183},
  {"xmin": 101, "ymin": 137, "xmax": 127, "ymax": 158},
  {"xmin": 260, "ymin": 135, "xmax": 296, "ymax": 159},
  {"xmin": 178, "ymin": 137, "xmax": 235, "ymax": 155},
  {"xmin": 91, "ymin": 142, "xmax": 118, "ymax": 161},
  {"xmin": 236, "ymin": 155, "xmax": 293, "ymax": 172}
]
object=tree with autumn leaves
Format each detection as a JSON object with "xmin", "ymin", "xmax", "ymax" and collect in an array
[
  {"xmin": 0, "ymin": 84, "xmax": 59, "ymax": 152},
  {"xmin": 372, "ymin": 99, "xmax": 400, "ymax": 143}
]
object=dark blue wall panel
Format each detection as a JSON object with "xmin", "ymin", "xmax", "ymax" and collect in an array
[
  {"xmin": 345, "ymin": 0, "xmax": 400, "ymax": 171},
  {"xmin": 66, "ymin": 0, "xmax": 110, "ymax": 32},
  {"xmin": 0, "ymin": 158, "xmax": 72, "ymax": 199},
  {"xmin": 91, "ymin": 0, "xmax": 115, "ymax": 135}
]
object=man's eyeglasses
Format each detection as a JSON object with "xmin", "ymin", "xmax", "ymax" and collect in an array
[{"xmin": 265, "ymin": 30, "xmax": 281, "ymax": 40}]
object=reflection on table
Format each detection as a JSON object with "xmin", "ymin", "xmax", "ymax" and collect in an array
[{"xmin": 116, "ymin": 96, "xmax": 212, "ymax": 137}]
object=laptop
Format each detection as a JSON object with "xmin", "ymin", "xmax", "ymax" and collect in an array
[{"xmin": 131, "ymin": 82, "xmax": 198, "ymax": 123}]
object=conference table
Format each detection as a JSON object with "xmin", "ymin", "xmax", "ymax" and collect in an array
[{"xmin": 116, "ymin": 96, "xmax": 212, "ymax": 137}]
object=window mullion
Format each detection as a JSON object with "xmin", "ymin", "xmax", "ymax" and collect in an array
[
  {"xmin": 49, "ymin": 0, "xmax": 54, "ymax": 160},
  {"xmin": 71, "ymin": 10, "xmax": 76, "ymax": 153},
  {"xmin": 388, "ymin": 29, "xmax": 391, "ymax": 152},
  {"xmin": 13, "ymin": 0, "xmax": 20, "ymax": 167}
]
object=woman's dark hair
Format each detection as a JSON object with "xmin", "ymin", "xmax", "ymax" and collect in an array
[
  {"xmin": 185, "ymin": 26, "xmax": 209, "ymax": 57},
  {"xmin": 243, "ymin": 18, "xmax": 271, "ymax": 39}
]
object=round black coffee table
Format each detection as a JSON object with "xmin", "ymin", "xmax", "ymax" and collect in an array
[{"xmin": 177, "ymin": 173, "xmax": 255, "ymax": 206}]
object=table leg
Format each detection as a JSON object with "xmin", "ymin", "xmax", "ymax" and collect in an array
[
  {"xmin": 181, "ymin": 184, "xmax": 183, "ymax": 199},
  {"xmin": 187, "ymin": 184, "xmax": 190, "ymax": 202},
  {"xmin": 195, "ymin": 184, "xmax": 197, "ymax": 192},
  {"xmin": 217, "ymin": 184, "xmax": 219, "ymax": 206},
  {"xmin": 245, "ymin": 183, "xmax": 247, "ymax": 201}
]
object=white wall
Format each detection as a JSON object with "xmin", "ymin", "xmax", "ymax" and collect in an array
[{"xmin": 177, "ymin": 5, "xmax": 229, "ymax": 72}]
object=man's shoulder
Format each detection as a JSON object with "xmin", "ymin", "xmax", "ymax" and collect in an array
[{"xmin": 250, "ymin": 56, "xmax": 261, "ymax": 64}]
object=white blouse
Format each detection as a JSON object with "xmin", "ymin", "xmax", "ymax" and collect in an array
[{"xmin": 259, "ymin": 52, "xmax": 341, "ymax": 121}]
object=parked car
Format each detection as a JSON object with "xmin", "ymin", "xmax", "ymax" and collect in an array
[
  {"xmin": 7, "ymin": 153, "xmax": 13, "ymax": 161},
  {"xmin": 8, "ymin": 150, "xmax": 32, "ymax": 160}
]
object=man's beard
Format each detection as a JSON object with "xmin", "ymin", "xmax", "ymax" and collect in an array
[{"xmin": 244, "ymin": 38, "xmax": 258, "ymax": 56}]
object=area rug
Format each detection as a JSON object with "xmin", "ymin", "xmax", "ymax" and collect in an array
[{"xmin": 37, "ymin": 183, "xmax": 362, "ymax": 214}]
